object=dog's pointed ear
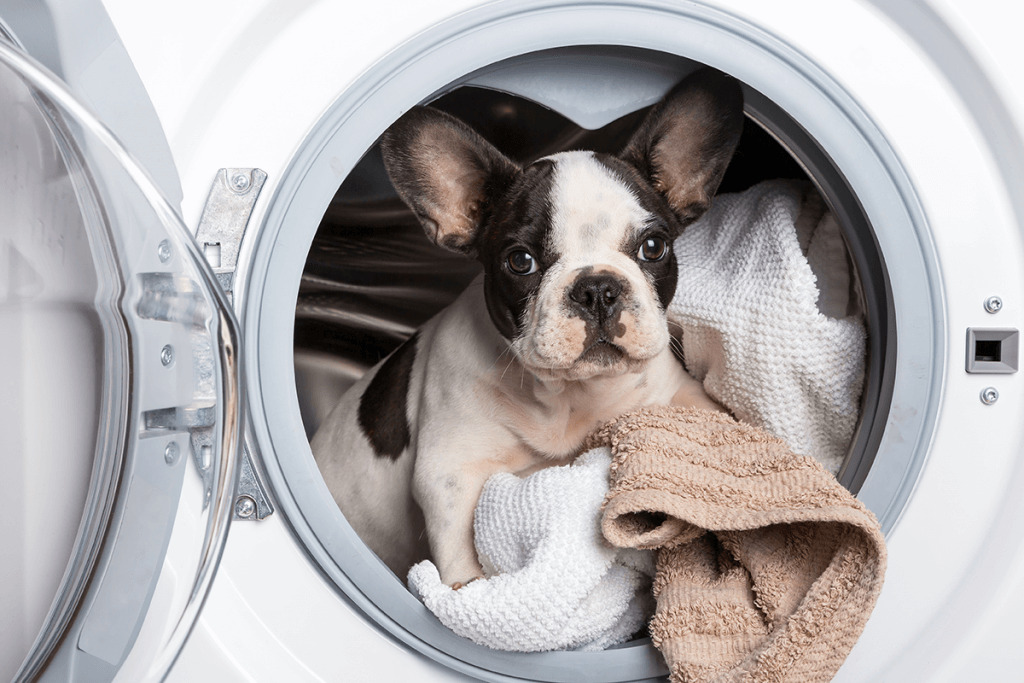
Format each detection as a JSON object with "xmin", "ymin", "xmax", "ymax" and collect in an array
[
  {"xmin": 381, "ymin": 107, "xmax": 520, "ymax": 256},
  {"xmin": 620, "ymin": 68, "xmax": 744, "ymax": 226}
]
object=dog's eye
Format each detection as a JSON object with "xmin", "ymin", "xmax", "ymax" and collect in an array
[
  {"xmin": 507, "ymin": 250, "xmax": 538, "ymax": 275},
  {"xmin": 638, "ymin": 236, "xmax": 668, "ymax": 262}
]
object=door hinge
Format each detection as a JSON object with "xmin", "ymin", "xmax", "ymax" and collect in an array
[{"xmin": 196, "ymin": 168, "xmax": 275, "ymax": 521}]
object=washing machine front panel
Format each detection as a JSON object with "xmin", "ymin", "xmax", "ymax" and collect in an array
[
  {"xmin": 252, "ymin": 27, "xmax": 924, "ymax": 683},
  {"xmin": 94, "ymin": 0, "xmax": 1024, "ymax": 681},
  {"xmin": 0, "ymin": 31, "xmax": 243, "ymax": 683}
]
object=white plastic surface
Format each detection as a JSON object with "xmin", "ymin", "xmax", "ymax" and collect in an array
[
  {"xmin": 938, "ymin": 0, "xmax": 1024, "ymax": 130},
  {"xmin": 101, "ymin": 0, "xmax": 1024, "ymax": 681},
  {"xmin": 166, "ymin": 517, "xmax": 476, "ymax": 683}
]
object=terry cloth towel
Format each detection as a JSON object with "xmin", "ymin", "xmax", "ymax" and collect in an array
[
  {"xmin": 407, "ymin": 449, "xmax": 656, "ymax": 652},
  {"xmin": 670, "ymin": 180, "xmax": 866, "ymax": 473},
  {"xmin": 594, "ymin": 406, "xmax": 886, "ymax": 683}
]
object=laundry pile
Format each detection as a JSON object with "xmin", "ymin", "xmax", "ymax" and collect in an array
[{"xmin": 407, "ymin": 180, "xmax": 884, "ymax": 680}]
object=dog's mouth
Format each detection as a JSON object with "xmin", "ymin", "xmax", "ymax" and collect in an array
[{"xmin": 577, "ymin": 338, "xmax": 627, "ymax": 365}]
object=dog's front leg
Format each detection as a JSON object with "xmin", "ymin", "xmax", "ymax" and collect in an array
[{"xmin": 413, "ymin": 453, "xmax": 514, "ymax": 588}]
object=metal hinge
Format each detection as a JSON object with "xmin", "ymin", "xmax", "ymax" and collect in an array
[
  {"xmin": 196, "ymin": 168, "xmax": 274, "ymax": 520},
  {"xmin": 233, "ymin": 442, "xmax": 274, "ymax": 520},
  {"xmin": 195, "ymin": 168, "xmax": 268, "ymax": 302}
]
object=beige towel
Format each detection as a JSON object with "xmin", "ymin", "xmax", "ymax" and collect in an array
[{"xmin": 590, "ymin": 407, "xmax": 886, "ymax": 683}]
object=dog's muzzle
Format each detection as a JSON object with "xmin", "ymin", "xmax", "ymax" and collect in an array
[{"xmin": 568, "ymin": 273, "xmax": 628, "ymax": 342}]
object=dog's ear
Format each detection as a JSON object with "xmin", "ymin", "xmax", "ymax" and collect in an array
[
  {"xmin": 381, "ymin": 107, "xmax": 520, "ymax": 256},
  {"xmin": 620, "ymin": 68, "xmax": 744, "ymax": 226}
]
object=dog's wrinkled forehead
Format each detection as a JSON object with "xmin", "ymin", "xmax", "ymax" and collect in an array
[{"xmin": 545, "ymin": 152, "xmax": 652, "ymax": 259}]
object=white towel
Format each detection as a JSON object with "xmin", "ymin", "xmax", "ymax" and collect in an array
[
  {"xmin": 407, "ymin": 449, "xmax": 655, "ymax": 652},
  {"xmin": 669, "ymin": 180, "xmax": 866, "ymax": 473}
]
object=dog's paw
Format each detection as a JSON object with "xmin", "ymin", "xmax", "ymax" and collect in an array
[{"xmin": 450, "ymin": 576, "xmax": 483, "ymax": 591}]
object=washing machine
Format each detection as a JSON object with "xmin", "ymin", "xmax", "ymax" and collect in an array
[{"xmin": 2, "ymin": 0, "xmax": 1023, "ymax": 681}]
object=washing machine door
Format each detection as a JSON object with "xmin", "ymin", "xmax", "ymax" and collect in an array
[{"xmin": 0, "ymin": 35, "xmax": 242, "ymax": 683}]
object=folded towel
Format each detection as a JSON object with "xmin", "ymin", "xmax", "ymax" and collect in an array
[
  {"xmin": 670, "ymin": 180, "xmax": 866, "ymax": 473},
  {"xmin": 407, "ymin": 449, "xmax": 655, "ymax": 652},
  {"xmin": 595, "ymin": 406, "xmax": 886, "ymax": 683}
]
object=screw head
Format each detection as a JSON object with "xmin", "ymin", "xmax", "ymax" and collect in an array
[
  {"xmin": 160, "ymin": 344, "xmax": 174, "ymax": 367},
  {"xmin": 981, "ymin": 387, "xmax": 999, "ymax": 405},
  {"xmin": 985, "ymin": 296, "xmax": 1003, "ymax": 314},
  {"xmin": 235, "ymin": 496, "xmax": 257, "ymax": 518},
  {"xmin": 157, "ymin": 239, "xmax": 172, "ymax": 263},
  {"xmin": 164, "ymin": 441, "xmax": 180, "ymax": 465},
  {"xmin": 230, "ymin": 172, "xmax": 251, "ymax": 194}
]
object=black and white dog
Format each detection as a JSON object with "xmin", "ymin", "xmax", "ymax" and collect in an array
[{"xmin": 312, "ymin": 68, "xmax": 743, "ymax": 588}]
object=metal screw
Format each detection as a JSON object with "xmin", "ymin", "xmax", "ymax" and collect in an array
[
  {"xmin": 235, "ymin": 495, "xmax": 257, "ymax": 518},
  {"xmin": 229, "ymin": 172, "xmax": 251, "ymax": 194},
  {"xmin": 160, "ymin": 344, "xmax": 174, "ymax": 367},
  {"xmin": 980, "ymin": 387, "xmax": 999, "ymax": 405},
  {"xmin": 985, "ymin": 296, "xmax": 1003, "ymax": 314},
  {"xmin": 157, "ymin": 239, "xmax": 172, "ymax": 263},
  {"xmin": 164, "ymin": 441, "xmax": 180, "ymax": 465}
]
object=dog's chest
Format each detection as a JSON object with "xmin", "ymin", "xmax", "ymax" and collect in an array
[{"xmin": 490, "ymin": 369, "xmax": 660, "ymax": 458}]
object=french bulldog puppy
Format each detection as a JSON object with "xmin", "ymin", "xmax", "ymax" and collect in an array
[{"xmin": 312, "ymin": 68, "xmax": 743, "ymax": 588}]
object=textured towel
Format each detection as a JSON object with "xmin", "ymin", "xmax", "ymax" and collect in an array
[
  {"xmin": 670, "ymin": 180, "xmax": 866, "ymax": 472},
  {"xmin": 407, "ymin": 449, "xmax": 656, "ymax": 652},
  {"xmin": 594, "ymin": 406, "xmax": 886, "ymax": 683}
]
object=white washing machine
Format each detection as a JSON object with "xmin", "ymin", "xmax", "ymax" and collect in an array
[{"xmin": 2, "ymin": 0, "xmax": 1023, "ymax": 681}]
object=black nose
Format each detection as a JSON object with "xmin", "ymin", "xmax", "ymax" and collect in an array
[{"xmin": 569, "ymin": 274, "xmax": 623, "ymax": 321}]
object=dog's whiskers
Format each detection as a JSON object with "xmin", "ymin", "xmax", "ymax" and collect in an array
[
  {"xmin": 486, "ymin": 344, "xmax": 513, "ymax": 372},
  {"xmin": 499, "ymin": 354, "xmax": 518, "ymax": 383}
]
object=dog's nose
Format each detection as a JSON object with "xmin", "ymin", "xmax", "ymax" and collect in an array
[{"xmin": 569, "ymin": 274, "xmax": 623, "ymax": 321}]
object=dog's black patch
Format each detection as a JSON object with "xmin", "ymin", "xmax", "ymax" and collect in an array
[
  {"xmin": 594, "ymin": 154, "xmax": 683, "ymax": 310},
  {"xmin": 358, "ymin": 332, "xmax": 419, "ymax": 460},
  {"xmin": 476, "ymin": 159, "xmax": 557, "ymax": 340}
]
